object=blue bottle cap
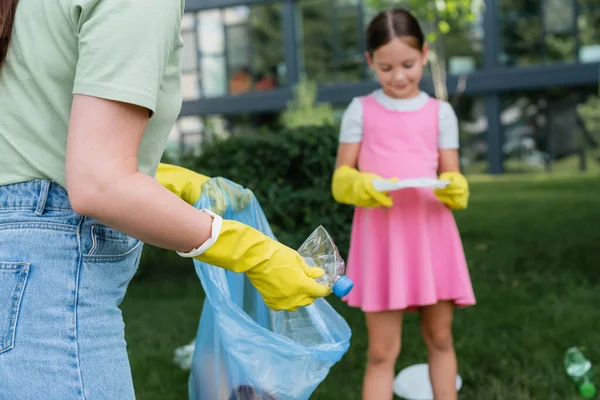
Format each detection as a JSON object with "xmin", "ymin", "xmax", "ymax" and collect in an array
[{"xmin": 332, "ymin": 276, "xmax": 354, "ymax": 298}]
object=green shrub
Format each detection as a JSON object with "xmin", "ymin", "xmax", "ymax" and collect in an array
[{"xmin": 185, "ymin": 125, "xmax": 354, "ymax": 251}]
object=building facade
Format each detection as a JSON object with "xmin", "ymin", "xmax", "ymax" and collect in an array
[{"xmin": 170, "ymin": 0, "xmax": 600, "ymax": 175}]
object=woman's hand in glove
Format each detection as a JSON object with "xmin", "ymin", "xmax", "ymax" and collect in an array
[{"xmin": 179, "ymin": 212, "xmax": 332, "ymax": 312}]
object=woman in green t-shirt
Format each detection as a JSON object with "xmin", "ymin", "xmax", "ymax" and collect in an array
[{"xmin": 0, "ymin": 1, "xmax": 330, "ymax": 398}]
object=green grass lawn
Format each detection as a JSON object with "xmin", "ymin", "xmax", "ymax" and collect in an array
[{"xmin": 122, "ymin": 174, "xmax": 600, "ymax": 400}]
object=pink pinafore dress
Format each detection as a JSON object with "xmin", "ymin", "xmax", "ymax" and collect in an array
[{"xmin": 343, "ymin": 95, "xmax": 476, "ymax": 312}]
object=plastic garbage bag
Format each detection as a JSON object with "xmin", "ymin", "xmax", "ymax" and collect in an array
[{"xmin": 187, "ymin": 177, "xmax": 352, "ymax": 400}]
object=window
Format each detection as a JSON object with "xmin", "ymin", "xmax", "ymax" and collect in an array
[
  {"xmin": 299, "ymin": 0, "xmax": 365, "ymax": 83},
  {"xmin": 578, "ymin": 0, "xmax": 600, "ymax": 63},
  {"xmin": 498, "ymin": 0, "xmax": 600, "ymax": 66},
  {"xmin": 298, "ymin": 0, "xmax": 484, "ymax": 85},
  {"xmin": 455, "ymin": 97, "xmax": 489, "ymax": 174},
  {"xmin": 500, "ymin": 85, "xmax": 600, "ymax": 173},
  {"xmin": 181, "ymin": 3, "xmax": 285, "ymax": 100}
]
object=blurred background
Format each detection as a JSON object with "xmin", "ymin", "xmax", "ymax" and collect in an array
[
  {"xmin": 123, "ymin": 0, "xmax": 600, "ymax": 399},
  {"xmin": 166, "ymin": 0, "xmax": 600, "ymax": 175}
]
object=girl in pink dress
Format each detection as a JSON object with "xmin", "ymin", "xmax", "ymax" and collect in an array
[{"xmin": 331, "ymin": 8, "xmax": 476, "ymax": 400}]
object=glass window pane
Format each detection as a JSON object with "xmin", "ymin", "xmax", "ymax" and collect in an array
[
  {"xmin": 578, "ymin": 9, "xmax": 600, "ymax": 62},
  {"xmin": 544, "ymin": 33, "xmax": 576, "ymax": 63},
  {"xmin": 172, "ymin": 116, "xmax": 204, "ymax": 157},
  {"xmin": 201, "ymin": 56, "xmax": 227, "ymax": 97},
  {"xmin": 182, "ymin": 13, "xmax": 195, "ymax": 30},
  {"xmin": 544, "ymin": 0, "xmax": 574, "ymax": 34},
  {"xmin": 336, "ymin": 55, "xmax": 363, "ymax": 82},
  {"xmin": 299, "ymin": 0, "xmax": 362, "ymax": 83},
  {"xmin": 499, "ymin": 15, "xmax": 543, "ymax": 66},
  {"xmin": 337, "ymin": 10, "xmax": 361, "ymax": 54},
  {"xmin": 181, "ymin": 132, "xmax": 203, "ymax": 156},
  {"xmin": 500, "ymin": 0, "xmax": 541, "ymax": 15},
  {"xmin": 226, "ymin": 25, "xmax": 250, "ymax": 70},
  {"xmin": 224, "ymin": 6, "xmax": 250, "ymax": 24},
  {"xmin": 500, "ymin": 0, "xmax": 582, "ymax": 66},
  {"xmin": 182, "ymin": 72, "xmax": 200, "ymax": 101},
  {"xmin": 578, "ymin": 0, "xmax": 600, "ymax": 7},
  {"xmin": 198, "ymin": 10, "xmax": 224, "ymax": 55},
  {"xmin": 178, "ymin": 116, "xmax": 203, "ymax": 134},
  {"xmin": 181, "ymin": 30, "xmax": 197, "ymax": 71},
  {"xmin": 247, "ymin": 3, "xmax": 284, "ymax": 91},
  {"xmin": 194, "ymin": 3, "xmax": 283, "ymax": 97},
  {"xmin": 445, "ymin": 28, "xmax": 484, "ymax": 74},
  {"xmin": 456, "ymin": 97, "xmax": 489, "ymax": 174},
  {"xmin": 500, "ymin": 86, "xmax": 600, "ymax": 174}
]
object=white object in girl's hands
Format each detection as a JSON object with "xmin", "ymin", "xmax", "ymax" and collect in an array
[
  {"xmin": 393, "ymin": 363, "xmax": 462, "ymax": 400},
  {"xmin": 372, "ymin": 178, "xmax": 450, "ymax": 192}
]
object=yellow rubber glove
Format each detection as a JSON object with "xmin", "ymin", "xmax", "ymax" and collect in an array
[
  {"xmin": 156, "ymin": 163, "xmax": 252, "ymax": 214},
  {"xmin": 156, "ymin": 163, "xmax": 210, "ymax": 206},
  {"xmin": 179, "ymin": 212, "xmax": 332, "ymax": 312},
  {"xmin": 159, "ymin": 163, "xmax": 331, "ymax": 310},
  {"xmin": 332, "ymin": 165, "xmax": 396, "ymax": 208},
  {"xmin": 434, "ymin": 172, "xmax": 470, "ymax": 210}
]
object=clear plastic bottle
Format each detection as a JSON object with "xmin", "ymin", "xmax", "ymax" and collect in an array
[
  {"xmin": 271, "ymin": 226, "xmax": 353, "ymax": 345},
  {"xmin": 297, "ymin": 225, "xmax": 354, "ymax": 298},
  {"xmin": 564, "ymin": 347, "xmax": 597, "ymax": 398}
]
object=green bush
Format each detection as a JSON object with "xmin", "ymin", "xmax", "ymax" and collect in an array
[
  {"xmin": 137, "ymin": 124, "xmax": 354, "ymax": 280},
  {"xmin": 185, "ymin": 125, "xmax": 354, "ymax": 251}
]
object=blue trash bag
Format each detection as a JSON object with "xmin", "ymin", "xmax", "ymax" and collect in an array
[{"xmin": 188, "ymin": 177, "xmax": 352, "ymax": 400}]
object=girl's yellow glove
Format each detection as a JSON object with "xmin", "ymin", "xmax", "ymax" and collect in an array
[
  {"xmin": 332, "ymin": 165, "xmax": 396, "ymax": 208},
  {"xmin": 434, "ymin": 172, "xmax": 470, "ymax": 210}
]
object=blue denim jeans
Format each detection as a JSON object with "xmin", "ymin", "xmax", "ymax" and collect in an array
[{"xmin": 0, "ymin": 180, "xmax": 144, "ymax": 399}]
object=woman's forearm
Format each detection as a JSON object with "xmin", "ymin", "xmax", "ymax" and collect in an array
[
  {"xmin": 66, "ymin": 94, "xmax": 212, "ymax": 253},
  {"xmin": 69, "ymin": 170, "xmax": 212, "ymax": 253}
]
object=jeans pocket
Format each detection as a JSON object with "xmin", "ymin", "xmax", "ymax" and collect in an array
[
  {"xmin": 86, "ymin": 224, "xmax": 140, "ymax": 259},
  {"xmin": 0, "ymin": 262, "xmax": 30, "ymax": 354}
]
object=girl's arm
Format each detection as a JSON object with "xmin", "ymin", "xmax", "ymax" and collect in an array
[
  {"xmin": 335, "ymin": 143, "xmax": 361, "ymax": 169},
  {"xmin": 437, "ymin": 102, "xmax": 461, "ymax": 175},
  {"xmin": 66, "ymin": 94, "xmax": 212, "ymax": 254},
  {"xmin": 335, "ymin": 97, "xmax": 363, "ymax": 170},
  {"xmin": 438, "ymin": 149, "xmax": 461, "ymax": 174},
  {"xmin": 435, "ymin": 103, "xmax": 469, "ymax": 209},
  {"xmin": 332, "ymin": 104, "xmax": 395, "ymax": 208}
]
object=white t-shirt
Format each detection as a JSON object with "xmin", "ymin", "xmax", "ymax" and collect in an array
[{"xmin": 338, "ymin": 90, "xmax": 459, "ymax": 149}]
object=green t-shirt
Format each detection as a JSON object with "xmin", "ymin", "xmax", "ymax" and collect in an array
[{"xmin": 0, "ymin": 0, "xmax": 184, "ymax": 188}]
